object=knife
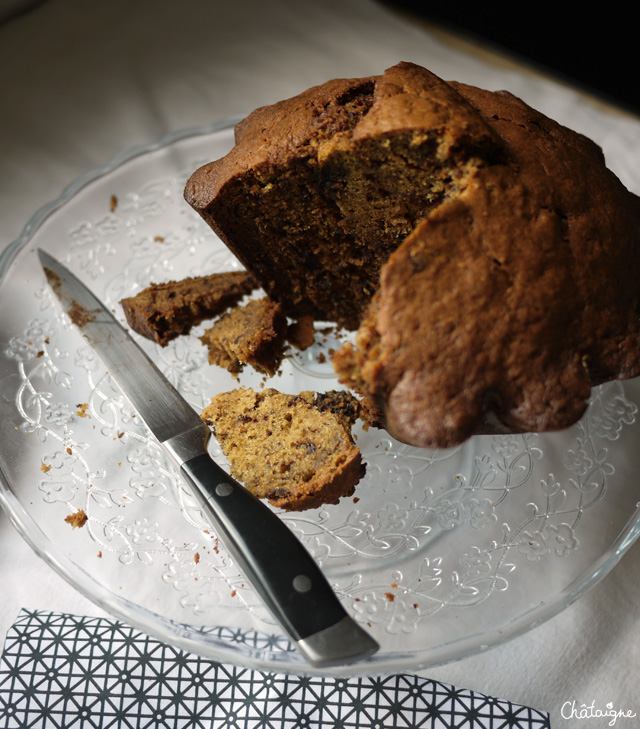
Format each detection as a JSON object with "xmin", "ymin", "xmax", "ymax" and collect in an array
[{"xmin": 37, "ymin": 249, "xmax": 379, "ymax": 668}]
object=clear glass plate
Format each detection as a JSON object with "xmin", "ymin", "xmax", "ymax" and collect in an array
[{"xmin": 1, "ymin": 119, "xmax": 640, "ymax": 676}]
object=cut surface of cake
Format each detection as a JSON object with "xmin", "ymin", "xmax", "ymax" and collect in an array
[
  {"xmin": 120, "ymin": 271, "xmax": 257, "ymax": 346},
  {"xmin": 185, "ymin": 62, "xmax": 502, "ymax": 330},
  {"xmin": 185, "ymin": 61, "xmax": 640, "ymax": 449},
  {"xmin": 201, "ymin": 387, "xmax": 365, "ymax": 510},
  {"xmin": 199, "ymin": 296, "xmax": 286, "ymax": 376}
]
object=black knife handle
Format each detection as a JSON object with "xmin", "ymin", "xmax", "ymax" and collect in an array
[{"xmin": 180, "ymin": 453, "xmax": 378, "ymax": 665}]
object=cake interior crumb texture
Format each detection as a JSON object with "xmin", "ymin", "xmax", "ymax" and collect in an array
[
  {"xmin": 120, "ymin": 271, "xmax": 257, "ymax": 346},
  {"xmin": 201, "ymin": 388, "xmax": 365, "ymax": 511},
  {"xmin": 199, "ymin": 296, "xmax": 286, "ymax": 376}
]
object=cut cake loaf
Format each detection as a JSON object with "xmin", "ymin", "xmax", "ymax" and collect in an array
[{"xmin": 185, "ymin": 62, "xmax": 640, "ymax": 449}]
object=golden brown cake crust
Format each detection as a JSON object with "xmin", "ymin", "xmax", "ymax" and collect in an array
[
  {"xmin": 334, "ymin": 75, "xmax": 640, "ymax": 448},
  {"xmin": 185, "ymin": 63, "xmax": 497, "ymax": 204}
]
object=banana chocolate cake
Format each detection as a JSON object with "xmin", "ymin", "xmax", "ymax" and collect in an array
[
  {"xmin": 201, "ymin": 387, "xmax": 365, "ymax": 510},
  {"xmin": 199, "ymin": 296, "xmax": 287, "ymax": 376},
  {"xmin": 185, "ymin": 61, "xmax": 640, "ymax": 449},
  {"xmin": 121, "ymin": 270, "xmax": 257, "ymax": 346}
]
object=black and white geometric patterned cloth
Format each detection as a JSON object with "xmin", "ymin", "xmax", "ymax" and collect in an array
[{"xmin": 0, "ymin": 609, "xmax": 550, "ymax": 728}]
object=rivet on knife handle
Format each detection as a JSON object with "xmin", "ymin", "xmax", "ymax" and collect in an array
[{"xmin": 37, "ymin": 248, "xmax": 379, "ymax": 667}]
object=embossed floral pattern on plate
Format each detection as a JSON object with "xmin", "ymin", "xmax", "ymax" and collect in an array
[{"xmin": 1, "ymin": 121, "xmax": 640, "ymax": 674}]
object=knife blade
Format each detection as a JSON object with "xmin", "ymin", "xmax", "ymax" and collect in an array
[{"xmin": 37, "ymin": 248, "xmax": 379, "ymax": 668}]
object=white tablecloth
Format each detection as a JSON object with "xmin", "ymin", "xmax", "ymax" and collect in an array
[{"xmin": 1, "ymin": 1, "xmax": 639, "ymax": 725}]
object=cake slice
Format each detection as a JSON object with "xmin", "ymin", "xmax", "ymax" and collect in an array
[
  {"xmin": 201, "ymin": 387, "xmax": 365, "ymax": 510},
  {"xmin": 120, "ymin": 270, "xmax": 257, "ymax": 346},
  {"xmin": 199, "ymin": 296, "xmax": 286, "ymax": 376}
]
